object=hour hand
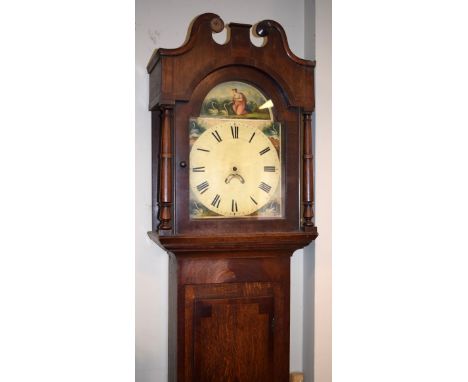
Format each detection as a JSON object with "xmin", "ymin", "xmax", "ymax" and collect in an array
[{"xmin": 225, "ymin": 173, "xmax": 245, "ymax": 184}]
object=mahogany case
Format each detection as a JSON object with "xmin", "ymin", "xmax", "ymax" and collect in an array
[{"xmin": 147, "ymin": 13, "xmax": 317, "ymax": 382}]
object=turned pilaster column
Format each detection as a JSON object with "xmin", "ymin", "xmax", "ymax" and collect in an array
[
  {"xmin": 302, "ymin": 111, "xmax": 315, "ymax": 229},
  {"xmin": 158, "ymin": 105, "xmax": 173, "ymax": 232}
]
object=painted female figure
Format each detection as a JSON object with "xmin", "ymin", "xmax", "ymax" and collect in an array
[{"xmin": 231, "ymin": 88, "xmax": 247, "ymax": 115}]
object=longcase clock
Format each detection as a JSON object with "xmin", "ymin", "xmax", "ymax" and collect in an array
[{"xmin": 147, "ymin": 13, "xmax": 317, "ymax": 382}]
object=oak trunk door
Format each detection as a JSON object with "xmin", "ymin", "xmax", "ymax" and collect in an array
[
  {"xmin": 193, "ymin": 297, "xmax": 274, "ymax": 382},
  {"xmin": 184, "ymin": 281, "xmax": 286, "ymax": 382}
]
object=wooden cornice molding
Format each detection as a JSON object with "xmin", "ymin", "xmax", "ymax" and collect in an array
[
  {"xmin": 148, "ymin": 231, "xmax": 318, "ymax": 255},
  {"xmin": 147, "ymin": 13, "xmax": 315, "ymax": 110}
]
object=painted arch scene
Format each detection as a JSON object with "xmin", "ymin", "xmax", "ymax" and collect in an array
[{"xmin": 200, "ymin": 81, "xmax": 274, "ymax": 120}]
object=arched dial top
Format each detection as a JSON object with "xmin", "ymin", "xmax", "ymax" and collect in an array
[{"xmin": 189, "ymin": 119, "xmax": 282, "ymax": 218}]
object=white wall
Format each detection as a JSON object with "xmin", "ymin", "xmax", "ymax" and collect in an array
[
  {"xmin": 303, "ymin": 0, "xmax": 332, "ymax": 381},
  {"xmin": 136, "ymin": 1, "xmax": 309, "ymax": 381},
  {"xmin": 303, "ymin": 2, "xmax": 316, "ymax": 380}
]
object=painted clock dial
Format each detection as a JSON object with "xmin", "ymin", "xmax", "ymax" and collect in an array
[
  {"xmin": 190, "ymin": 120, "xmax": 281, "ymax": 217},
  {"xmin": 189, "ymin": 81, "xmax": 282, "ymax": 219}
]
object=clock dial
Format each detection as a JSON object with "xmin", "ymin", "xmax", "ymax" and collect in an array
[{"xmin": 190, "ymin": 120, "xmax": 281, "ymax": 217}]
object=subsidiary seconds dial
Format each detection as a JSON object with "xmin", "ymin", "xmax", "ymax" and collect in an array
[{"xmin": 189, "ymin": 120, "xmax": 281, "ymax": 217}]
